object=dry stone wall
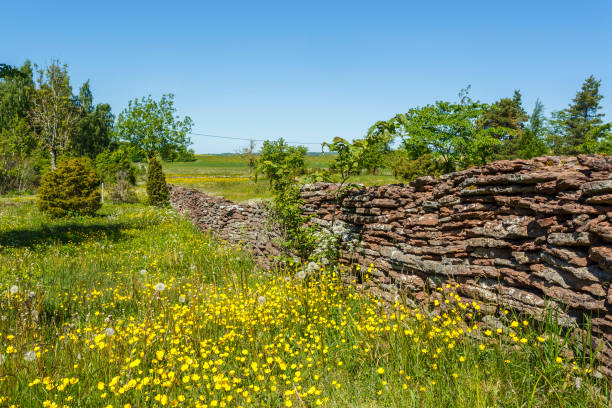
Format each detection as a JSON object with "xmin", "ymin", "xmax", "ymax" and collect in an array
[
  {"xmin": 169, "ymin": 186, "xmax": 281, "ymax": 266},
  {"xmin": 169, "ymin": 155, "xmax": 612, "ymax": 374},
  {"xmin": 302, "ymin": 155, "xmax": 612, "ymax": 374}
]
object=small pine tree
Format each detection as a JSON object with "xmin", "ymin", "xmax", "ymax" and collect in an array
[
  {"xmin": 38, "ymin": 158, "xmax": 102, "ymax": 217},
  {"xmin": 146, "ymin": 156, "xmax": 169, "ymax": 206},
  {"xmin": 551, "ymin": 75, "xmax": 605, "ymax": 154}
]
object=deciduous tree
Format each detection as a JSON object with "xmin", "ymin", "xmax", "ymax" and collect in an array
[
  {"xmin": 29, "ymin": 61, "xmax": 79, "ymax": 169},
  {"xmin": 116, "ymin": 94, "xmax": 193, "ymax": 159}
]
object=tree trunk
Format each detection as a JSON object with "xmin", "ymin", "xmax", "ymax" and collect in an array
[{"xmin": 50, "ymin": 147, "xmax": 57, "ymax": 170}]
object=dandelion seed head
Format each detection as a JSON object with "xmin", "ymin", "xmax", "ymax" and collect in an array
[
  {"xmin": 23, "ymin": 350, "xmax": 37, "ymax": 362},
  {"xmin": 9, "ymin": 285, "xmax": 18, "ymax": 294},
  {"xmin": 574, "ymin": 376, "xmax": 582, "ymax": 389},
  {"xmin": 155, "ymin": 283, "xmax": 166, "ymax": 292},
  {"xmin": 105, "ymin": 327, "xmax": 115, "ymax": 337}
]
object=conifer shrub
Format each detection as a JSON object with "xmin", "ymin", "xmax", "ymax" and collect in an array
[
  {"xmin": 146, "ymin": 156, "xmax": 169, "ymax": 206},
  {"xmin": 37, "ymin": 158, "xmax": 102, "ymax": 217}
]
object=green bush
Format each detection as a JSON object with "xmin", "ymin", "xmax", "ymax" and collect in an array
[
  {"xmin": 146, "ymin": 156, "xmax": 169, "ymax": 207},
  {"xmin": 392, "ymin": 153, "xmax": 446, "ymax": 182},
  {"xmin": 95, "ymin": 149, "xmax": 136, "ymax": 186},
  {"xmin": 37, "ymin": 158, "xmax": 101, "ymax": 217},
  {"xmin": 95, "ymin": 149, "xmax": 138, "ymax": 204}
]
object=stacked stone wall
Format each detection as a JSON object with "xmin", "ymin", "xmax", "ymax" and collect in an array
[
  {"xmin": 301, "ymin": 155, "xmax": 612, "ymax": 374},
  {"xmin": 169, "ymin": 186, "xmax": 281, "ymax": 266},
  {"xmin": 169, "ymin": 155, "xmax": 612, "ymax": 374}
]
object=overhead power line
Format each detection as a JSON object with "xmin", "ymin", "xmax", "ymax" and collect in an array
[{"xmin": 189, "ymin": 132, "xmax": 323, "ymax": 146}]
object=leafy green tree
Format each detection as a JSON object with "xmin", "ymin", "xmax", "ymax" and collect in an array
[
  {"xmin": 0, "ymin": 61, "xmax": 38, "ymax": 192},
  {"xmin": 0, "ymin": 61, "xmax": 34, "ymax": 131},
  {"xmin": 30, "ymin": 61, "xmax": 79, "ymax": 169},
  {"xmin": 146, "ymin": 156, "xmax": 169, "ymax": 207},
  {"xmin": 161, "ymin": 145, "xmax": 196, "ymax": 162},
  {"xmin": 361, "ymin": 121, "xmax": 395, "ymax": 174},
  {"xmin": 0, "ymin": 116, "xmax": 39, "ymax": 193},
  {"xmin": 0, "ymin": 64, "xmax": 26, "ymax": 80},
  {"xmin": 116, "ymin": 94, "xmax": 193, "ymax": 159},
  {"xmin": 70, "ymin": 81, "xmax": 115, "ymax": 158},
  {"xmin": 320, "ymin": 137, "xmax": 363, "ymax": 186},
  {"xmin": 256, "ymin": 138, "xmax": 307, "ymax": 186},
  {"xmin": 551, "ymin": 75, "xmax": 606, "ymax": 154},
  {"xmin": 388, "ymin": 100, "xmax": 508, "ymax": 172},
  {"xmin": 321, "ymin": 134, "xmax": 394, "ymax": 186},
  {"xmin": 37, "ymin": 158, "xmax": 101, "ymax": 217}
]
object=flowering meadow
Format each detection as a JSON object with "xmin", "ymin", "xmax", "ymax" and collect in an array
[{"xmin": 0, "ymin": 202, "xmax": 610, "ymax": 407}]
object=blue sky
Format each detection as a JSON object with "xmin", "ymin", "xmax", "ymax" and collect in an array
[{"xmin": 3, "ymin": 1, "xmax": 611, "ymax": 153}]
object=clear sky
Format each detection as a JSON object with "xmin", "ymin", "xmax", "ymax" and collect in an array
[{"xmin": 3, "ymin": 0, "xmax": 611, "ymax": 154}]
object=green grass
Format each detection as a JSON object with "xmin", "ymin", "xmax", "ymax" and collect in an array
[
  {"xmin": 0, "ymin": 202, "xmax": 609, "ymax": 407},
  {"xmin": 161, "ymin": 154, "xmax": 400, "ymax": 201}
]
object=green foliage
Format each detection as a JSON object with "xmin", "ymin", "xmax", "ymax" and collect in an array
[
  {"xmin": 0, "ymin": 115, "xmax": 40, "ymax": 193},
  {"xmin": 517, "ymin": 99, "xmax": 550, "ymax": 159},
  {"xmin": 30, "ymin": 61, "xmax": 80, "ymax": 169},
  {"xmin": 95, "ymin": 149, "xmax": 136, "ymax": 185},
  {"xmin": 0, "ymin": 62, "xmax": 40, "ymax": 193},
  {"xmin": 116, "ymin": 94, "xmax": 193, "ymax": 159},
  {"xmin": 392, "ymin": 152, "xmax": 445, "ymax": 182},
  {"xmin": 256, "ymin": 138, "xmax": 307, "ymax": 185},
  {"xmin": 388, "ymin": 100, "xmax": 507, "ymax": 172},
  {"xmin": 478, "ymin": 90, "xmax": 529, "ymax": 158},
  {"xmin": 321, "ymin": 137, "xmax": 366, "ymax": 186},
  {"xmin": 70, "ymin": 81, "xmax": 115, "ymax": 159},
  {"xmin": 551, "ymin": 76, "xmax": 606, "ymax": 154},
  {"xmin": 37, "ymin": 158, "xmax": 101, "ymax": 217},
  {"xmin": 0, "ymin": 61, "xmax": 34, "ymax": 132},
  {"xmin": 361, "ymin": 121, "xmax": 395, "ymax": 174},
  {"xmin": 256, "ymin": 139, "xmax": 314, "ymax": 260},
  {"xmin": 146, "ymin": 156, "xmax": 169, "ymax": 207},
  {"xmin": 160, "ymin": 144, "xmax": 197, "ymax": 162},
  {"xmin": 95, "ymin": 149, "xmax": 137, "ymax": 204},
  {"xmin": 270, "ymin": 182, "xmax": 318, "ymax": 261}
]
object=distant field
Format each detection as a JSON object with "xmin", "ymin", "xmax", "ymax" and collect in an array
[{"xmin": 163, "ymin": 154, "xmax": 399, "ymax": 201}]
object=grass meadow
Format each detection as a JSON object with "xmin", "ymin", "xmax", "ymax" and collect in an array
[
  {"xmin": 0, "ymin": 155, "xmax": 610, "ymax": 407},
  {"xmin": 162, "ymin": 155, "xmax": 397, "ymax": 201},
  {"xmin": 0, "ymin": 199, "xmax": 610, "ymax": 407}
]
